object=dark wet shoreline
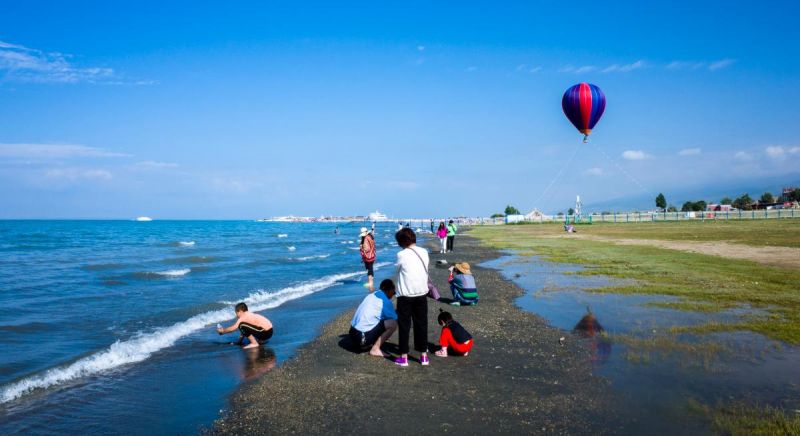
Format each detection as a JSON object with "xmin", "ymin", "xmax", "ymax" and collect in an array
[{"xmin": 213, "ymin": 235, "xmax": 623, "ymax": 434}]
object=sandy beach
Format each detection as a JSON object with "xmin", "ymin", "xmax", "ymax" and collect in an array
[{"xmin": 214, "ymin": 235, "xmax": 623, "ymax": 434}]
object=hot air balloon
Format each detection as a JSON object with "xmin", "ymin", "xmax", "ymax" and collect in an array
[{"xmin": 562, "ymin": 83, "xmax": 606, "ymax": 143}]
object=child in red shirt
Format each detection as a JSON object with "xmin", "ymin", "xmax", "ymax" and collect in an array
[{"xmin": 434, "ymin": 309, "xmax": 473, "ymax": 357}]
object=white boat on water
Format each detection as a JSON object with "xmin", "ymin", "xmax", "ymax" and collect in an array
[
  {"xmin": 368, "ymin": 210, "xmax": 388, "ymax": 221},
  {"xmin": 135, "ymin": 216, "xmax": 153, "ymax": 222}
]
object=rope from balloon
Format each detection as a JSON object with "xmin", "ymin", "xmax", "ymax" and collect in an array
[
  {"xmin": 532, "ymin": 143, "xmax": 582, "ymax": 209},
  {"xmin": 591, "ymin": 143, "xmax": 651, "ymax": 196}
]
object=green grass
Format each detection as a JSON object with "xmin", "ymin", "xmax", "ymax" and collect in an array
[
  {"xmin": 687, "ymin": 400, "xmax": 800, "ymax": 435},
  {"xmin": 470, "ymin": 224, "xmax": 800, "ymax": 344},
  {"xmin": 504, "ymin": 219, "xmax": 800, "ymax": 248}
]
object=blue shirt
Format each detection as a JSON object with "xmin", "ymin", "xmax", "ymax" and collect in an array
[{"xmin": 350, "ymin": 290, "xmax": 397, "ymax": 332}]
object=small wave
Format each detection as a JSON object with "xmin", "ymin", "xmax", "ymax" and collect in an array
[
  {"xmin": 277, "ymin": 234, "xmax": 288, "ymax": 238},
  {"xmin": 178, "ymin": 241, "xmax": 195, "ymax": 247},
  {"xmin": 161, "ymin": 256, "xmax": 217, "ymax": 265},
  {"xmin": 287, "ymin": 246, "xmax": 296, "ymax": 251},
  {"xmin": 291, "ymin": 254, "xmax": 330, "ymax": 262},
  {"xmin": 0, "ymin": 270, "xmax": 370, "ymax": 404},
  {"xmin": 130, "ymin": 269, "xmax": 191, "ymax": 279}
]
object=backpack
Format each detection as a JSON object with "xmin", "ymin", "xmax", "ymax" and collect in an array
[{"xmin": 360, "ymin": 235, "xmax": 376, "ymax": 263}]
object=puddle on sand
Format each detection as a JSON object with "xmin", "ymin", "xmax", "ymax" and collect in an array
[{"xmin": 482, "ymin": 254, "xmax": 800, "ymax": 434}]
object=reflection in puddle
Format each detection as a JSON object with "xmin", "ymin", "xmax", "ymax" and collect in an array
[
  {"xmin": 242, "ymin": 347, "xmax": 278, "ymax": 381},
  {"xmin": 482, "ymin": 254, "xmax": 800, "ymax": 434},
  {"xmin": 573, "ymin": 308, "xmax": 612, "ymax": 365}
]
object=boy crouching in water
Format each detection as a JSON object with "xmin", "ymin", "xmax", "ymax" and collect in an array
[
  {"xmin": 217, "ymin": 302, "xmax": 274, "ymax": 349},
  {"xmin": 434, "ymin": 309, "xmax": 473, "ymax": 357}
]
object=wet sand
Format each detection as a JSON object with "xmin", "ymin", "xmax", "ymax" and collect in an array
[{"xmin": 214, "ymin": 236, "xmax": 623, "ymax": 434}]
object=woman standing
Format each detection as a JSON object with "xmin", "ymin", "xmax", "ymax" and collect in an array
[
  {"xmin": 436, "ymin": 222, "xmax": 447, "ymax": 253},
  {"xmin": 446, "ymin": 220, "xmax": 458, "ymax": 253},
  {"xmin": 393, "ymin": 228, "xmax": 430, "ymax": 367},
  {"xmin": 359, "ymin": 227, "xmax": 376, "ymax": 291}
]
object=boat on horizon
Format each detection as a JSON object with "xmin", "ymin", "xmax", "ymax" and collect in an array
[
  {"xmin": 368, "ymin": 210, "xmax": 388, "ymax": 221},
  {"xmin": 135, "ymin": 216, "xmax": 153, "ymax": 222}
]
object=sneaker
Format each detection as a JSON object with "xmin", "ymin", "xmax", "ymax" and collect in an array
[
  {"xmin": 450, "ymin": 301, "xmax": 460, "ymax": 306},
  {"xmin": 394, "ymin": 356, "xmax": 409, "ymax": 367},
  {"xmin": 420, "ymin": 354, "xmax": 430, "ymax": 366}
]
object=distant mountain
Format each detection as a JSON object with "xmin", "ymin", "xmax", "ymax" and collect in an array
[{"xmin": 580, "ymin": 175, "xmax": 800, "ymax": 213}]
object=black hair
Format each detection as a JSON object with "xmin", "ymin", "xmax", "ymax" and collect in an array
[
  {"xmin": 438, "ymin": 222, "xmax": 445, "ymax": 230},
  {"xmin": 395, "ymin": 228, "xmax": 417, "ymax": 248},
  {"xmin": 379, "ymin": 279, "xmax": 396, "ymax": 294},
  {"xmin": 448, "ymin": 220, "xmax": 454, "ymax": 224},
  {"xmin": 235, "ymin": 302, "xmax": 248, "ymax": 312},
  {"xmin": 437, "ymin": 309, "xmax": 453, "ymax": 325}
]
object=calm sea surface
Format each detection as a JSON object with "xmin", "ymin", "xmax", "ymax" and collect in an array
[{"xmin": 0, "ymin": 220, "xmax": 400, "ymax": 433}]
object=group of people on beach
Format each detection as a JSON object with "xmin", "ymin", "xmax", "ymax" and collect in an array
[
  {"xmin": 350, "ymin": 227, "xmax": 477, "ymax": 366},
  {"xmin": 216, "ymin": 225, "xmax": 476, "ymax": 367}
]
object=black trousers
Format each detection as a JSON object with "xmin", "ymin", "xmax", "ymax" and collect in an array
[
  {"xmin": 446, "ymin": 235, "xmax": 455, "ymax": 251},
  {"xmin": 239, "ymin": 323, "xmax": 274, "ymax": 342},
  {"xmin": 396, "ymin": 295, "xmax": 428, "ymax": 354}
]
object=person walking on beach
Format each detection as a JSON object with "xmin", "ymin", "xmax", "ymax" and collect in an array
[
  {"xmin": 217, "ymin": 303, "xmax": 274, "ymax": 349},
  {"xmin": 360, "ymin": 227, "xmax": 377, "ymax": 291},
  {"xmin": 393, "ymin": 228, "xmax": 431, "ymax": 367},
  {"xmin": 434, "ymin": 309, "xmax": 473, "ymax": 357},
  {"xmin": 436, "ymin": 221, "xmax": 447, "ymax": 253},
  {"xmin": 446, "ymin": 220, "xmax": 457, "ymax": 253},
  {"xmin": 349, "ymin": 279, "xmax": 399, "ymax": 357},
  {"xmin": 448, "ymin": 262, "xmax": 479, "ymax": 306}
]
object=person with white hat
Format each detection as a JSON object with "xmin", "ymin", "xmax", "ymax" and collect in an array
[{"xmin": 359, "ymin": 226, "xmax": 377, "ymax": 291}]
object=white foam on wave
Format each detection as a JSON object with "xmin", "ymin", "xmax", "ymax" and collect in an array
[
  {"xmin": 287, "ymin": 246, "xmax": 296, "ymax": 251},
  {"xmin": 277, "ymin": 234, "xmax": 288, "ymax": 238},
  {"xmin": 292, "ymin": 254, "xmax": 330, "ymax": 261},
  {"xmin": 178, "ymin": 241, "xmax": 195, "ymax": 247},
  {"xmin": 155, "ymin": 268, "xmax": 191, "ymax": 277},
  {"xmin": 0, "ymin": 267, "xmax": 384, "ymax": 404}
]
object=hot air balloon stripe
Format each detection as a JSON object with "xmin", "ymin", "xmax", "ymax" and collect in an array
[{"xmin": 562, "ymin": 83, "xmax": 606, "ymax": 140}]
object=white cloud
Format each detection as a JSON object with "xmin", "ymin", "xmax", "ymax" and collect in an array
[
  {"xmin": 44, "ymin": 168, "xmax": 112, "ymax": 180},
  {"xmin": 667, "ymin": 59, "xmax": 736, "ymax": 71},
  {"xmin": 734, "ymin": 151, "xmax": 752, "ymax": 161},
  {"xmin": 765, "ymin": 145, "xmax": 800, "ymax": 159},
  {"xmin": 516, "ymin": 64, "xmax": 542, "ymax": 74},
  {"xmin": 0, "ymin": 40, "xmax": 116, "ymax": 83},
  {"xmin": 678, "ymin": 148, "xmax": 701, "ymax": 156},
  {"xmin": 417, "ymin": 45, "xmax": 425, "ymax": 52},
  {"xmin": 0, "ymin": 143, "xmax": 131, "ymax": 159},
  {"xmin": 602, "ymin": 60, "xmax": 645, "ymax": 73},
  {"xmin": 708, "ymin": 58, "xmax": 736, "ymax": 71},
  {"xmin": 134, "ymin": 160, "xmax": 179, "ymax": 170},
  {"xmin": 621, "ymin": 150, "xmax": 649, "ymax": 160},
  {"xmin": 559, "ymin": 65, "xmax": 597, "ymax": 73},
  {"xmin": 585, "ymin": 167, "xmax": 605, "ymax": 176}
]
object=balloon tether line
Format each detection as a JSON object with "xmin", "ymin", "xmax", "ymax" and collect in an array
[
  {"xmin": 591, "ymin": 143, "xmax": 652, "ymax": 196},
  {"xmin": 533, "ymin": 143, "xmax": 581, "ymax": 209}
]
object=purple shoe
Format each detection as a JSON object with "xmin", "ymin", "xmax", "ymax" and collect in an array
[
  {"xmin": 420, "ymin": 354, "xmax": 430, "ymax": 366},
  {"xmin": 394, "ymin": 356, "xmax": 409, "ymax": 367}
]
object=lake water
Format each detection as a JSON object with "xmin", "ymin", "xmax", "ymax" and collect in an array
[
  {"xmin": 0, "ymin": 220, "xmax": 403, "ymax": 433},
  {"xmin": 483, "ymin": 254, "xmax": 800, "ymax": 434}
]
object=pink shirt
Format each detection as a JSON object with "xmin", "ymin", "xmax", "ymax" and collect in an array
[
  {"xmin": 234, "ymin": 311, "xmax": 273, "ymax": 331},
  {"xmin": 437, "ymin": 228, "xmax": 447, "ymax": 238}
]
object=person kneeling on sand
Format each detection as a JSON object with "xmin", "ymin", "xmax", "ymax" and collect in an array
[
  {"xmin": 448, "ymin": 262, "xmax": 479, "ymax": 306},
  {"xmin": 217, "ymin": 302, "xmax": 274, "ymax": 349},
  {"xmin": 349, "ymin": 279, "xmax": 399, "ymax": 357},
  {"xmin": 435, "ymin": 310, "xmax": 473, "ymax": 357}
]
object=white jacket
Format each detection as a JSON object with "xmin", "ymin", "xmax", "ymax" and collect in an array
[{"xmin": 395, "ymin": 246, "xmax": 429, "ymax": 297}]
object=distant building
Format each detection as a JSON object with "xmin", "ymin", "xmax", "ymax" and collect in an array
[{"xmin": 706, "ymin": 204, "xmax": 734, "ymax": 212}]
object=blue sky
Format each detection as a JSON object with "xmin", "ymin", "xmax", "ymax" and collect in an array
[{"xmin": 1, "ymin": 1, "xmax": 799, "ymax": 218}]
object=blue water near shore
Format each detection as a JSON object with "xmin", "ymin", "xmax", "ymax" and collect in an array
[
  {"xmin": 0, "ymin": 220, "xmax": 402, "ymax": 433},
  {"xmin": 484, "ymin": 254, "xmax": 800, "ymax": 434}
]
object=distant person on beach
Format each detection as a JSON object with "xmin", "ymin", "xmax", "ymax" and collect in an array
[
  {"xmin": 217, "ymin": 303, "xmax": 274, "ymax": 349},
  {"xmin": 436, "ymin": 221, "xmax": 447, "ymax": 253},
  {"xmin": 434, "ymin": 310, "xmax": 473, "ymax": 357},
  {"xmin": 564, "ymin": 224, "xmax": 576, "ymax": 233},
  {"xmin": 349, "ymin": 279, "xmax": 399, "ymax": 356},
  {"xmin": 360, "ymin": 227, "xmax": 377, "ymax": 291},
  {"xmin": 430, "ymin": 220, "xmax": 434, "ymax": 233},
  {"xmin": 448, "ymin": 262, "xmax": 479, "ymax": 306},
  {"xmin": 394, "ymin": 228, "xmax": 431, "ymax": 366},
  {"xmin": 446, "ymin": 220, "xmax": 457, "ymax": 252}
]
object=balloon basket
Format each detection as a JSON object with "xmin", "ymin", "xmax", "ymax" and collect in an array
[{"xmin": 583, "ymin": 135, "xmax": 589, "ymax": 143}]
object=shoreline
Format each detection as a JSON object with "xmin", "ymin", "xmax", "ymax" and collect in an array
[{"xmin": 214, "ymin": 235, "xmax": 623, "ymax": 434}]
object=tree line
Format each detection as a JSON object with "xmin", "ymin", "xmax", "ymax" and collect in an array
[{"xmin": 655, "ymin": 188, "xmax": 800, "ymax": 212}]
